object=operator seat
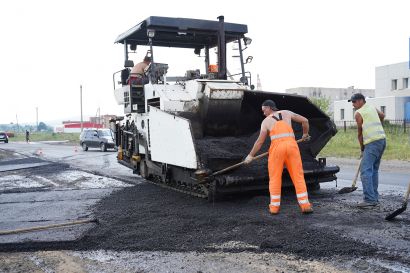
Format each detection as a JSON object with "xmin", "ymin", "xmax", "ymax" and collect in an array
[{"xmin": 121, "ymin": 60, "xmax": 134, "ymax": 85}]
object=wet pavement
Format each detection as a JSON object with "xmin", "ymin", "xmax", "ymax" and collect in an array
[{"xmin": 0, "ymin": 150, "xmax": 134, "ymax": 248}]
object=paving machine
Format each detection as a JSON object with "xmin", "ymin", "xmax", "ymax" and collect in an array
[{"xmin": 111, "ymin": 16, "xmax": 339, "ymax": 200}]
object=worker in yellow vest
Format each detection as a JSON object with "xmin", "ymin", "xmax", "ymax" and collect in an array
[{"xmin": 349, "ymin": 93, "xmax": 386, "ymax": 208}]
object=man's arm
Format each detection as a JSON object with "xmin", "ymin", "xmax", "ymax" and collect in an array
[
  {"xmin": 355, "ymin": 112, "xmax": 364, "ymax": 151},
  {"xmin": 290, "ymin": 111, "xmax": 309, "ymax": 138},
  {"xmin": 376, "ymin": 109, "xmax": 385, "ymax": 122},
  {"xmin": 248, "ymin": 122, "xmax": 268, "ymax": 157},
  {"xmin": 244, "ymin": 121, "xmax": 268, "ymax": 163}
]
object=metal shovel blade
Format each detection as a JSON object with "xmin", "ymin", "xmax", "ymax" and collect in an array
[
  {"xmin": 386, "ymin": 180, "xmax": 410, "ymax": 221},
  {"xmin": 385, "ymin": 203, "xmax": 407, "ymax": 221},
  {"xmin": 338, "ymin": 186, "xmax": 358, "ymax": 194},
  {"xmin": 338, "ymin": 157, "xmax": 362, "ymax": 194}
]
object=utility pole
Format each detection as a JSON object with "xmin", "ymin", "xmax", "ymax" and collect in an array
[
  {"xmin": 16, "ymin": 114, "xmax": 19, "ymax": 133},
  {"xmin": 95, "ymin": 107, "xmax": 101, "ymax": 128},
  {"xmin": 36, "ymin": 107, "xmax": 38, "ymax": 131},
  {"xmin": 80, "ymin": 85, "xmax": 83, "ymax": 132},
  {"xmin": 257, "ymin": 74, "xmax": 262, "ymax": 90}
]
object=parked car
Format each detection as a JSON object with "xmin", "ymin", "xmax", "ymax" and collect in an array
[
  {"xmin": 0, "ymin": 132, "xmax": 9, "ymax": 143},
  {"xmin": 79, "ymin": 129, "xmax": 116, "ymax": 152}
]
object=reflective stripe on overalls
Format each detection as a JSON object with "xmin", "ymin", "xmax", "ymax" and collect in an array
[{"xmin": 268, "ymin": 113, "xmax": 311, "ymax": 213}]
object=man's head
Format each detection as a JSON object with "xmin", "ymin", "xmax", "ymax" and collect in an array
[
  {"xmin": 261, "ymin": 100, "xmax": 278, "ymax": 116},
  {"xmin": 143, "ymin": 56, "xmax": 151, "ymax": 63},
  {"xmin": 348, "ymin": 93, "xmax": 366, "ymax": 109}
]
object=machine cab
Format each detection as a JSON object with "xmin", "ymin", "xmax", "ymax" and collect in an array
[{"xmin": 112, "ymin": 16, "xmax": 254, "ymax": 114}]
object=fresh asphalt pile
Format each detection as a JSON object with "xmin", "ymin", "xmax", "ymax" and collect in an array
[
  {"xmin": 79, "ymin": 184, "xmax": 378, "ymax": 257},
  {"xmin": 77, "ymin": 183, "xmax": 410, "ymax": 266},
  {"xmin": 194, "ymin": 132, "xmax": 321, "ymax": 187},
  {"xmin": 195, "ymin": 133, "xmax": 264, "ymax": 162},
  {"xmin": 195, "ymin": 133, "xmax": 270, "ymax": 180}
]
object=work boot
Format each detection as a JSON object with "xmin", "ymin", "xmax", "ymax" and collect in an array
[
  {"xmin": 269, "ymin": 205, "xmax": 280, "ymax": 215},
  {"xmin": 357, "ymin": 202, "xmax": 379, "ymax": 208},
  {"xmin": 300, "ymin": 204, "xmax": 313, "ymax": 214}
]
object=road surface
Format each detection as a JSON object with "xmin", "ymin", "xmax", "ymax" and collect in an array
[{"xmin": 0, "ymin": 142, "xmax": 409, "ymax": 273}]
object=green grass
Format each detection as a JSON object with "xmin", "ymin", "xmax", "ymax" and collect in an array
[
  {"xmin": 319, "ymin": 128, "xmax": 410, "ymax": 160},
  {"xmin": 9, "ymin": 132, "xmax": 81, "ymax": 144}
]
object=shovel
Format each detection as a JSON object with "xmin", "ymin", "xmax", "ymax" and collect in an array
[
  {"xmin": 196, "ymin": 136, "xmax": 310, "ymax": 184},
  {"xmin": 0, "ymin": 218, "xmax": 98, "ymax": 235},
  {"xmin": 385, "ymin": 181, "xmax": 410, "ymax": 221},
  {"xmin": 338, "ymin": 156, "xmax": 362, "ymax": 194}
]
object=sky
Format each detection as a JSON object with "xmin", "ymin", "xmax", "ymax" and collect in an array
[{"xmin": 1, "ymin": 0, "xmax": 409, "ymax": 125}]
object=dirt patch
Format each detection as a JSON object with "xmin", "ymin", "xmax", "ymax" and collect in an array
[
  {"xmin": 0, "ymin": 250, "xmax": 359, "ymax": 273},
  {"xmin": 0, "ymin": 251, "xmax": 87, "ymax": 273}
]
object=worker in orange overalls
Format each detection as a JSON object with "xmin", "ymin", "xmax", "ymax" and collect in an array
[{"xmin": 244, "ymin": 100, "xmax": 313, "ymax": 214}]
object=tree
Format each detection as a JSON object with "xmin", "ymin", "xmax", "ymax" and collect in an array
[
  {"xmin": 38, "ymin": 122, "xmax": 48, "ymax": 131},
  {"xmin": 310, "ymin": 97, "xmax": 332, "ymax": 117}
]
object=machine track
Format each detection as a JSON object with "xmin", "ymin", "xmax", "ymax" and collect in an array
[
  {"xmin": 143, "ymin": 174, "xmax": 236, "ymax": 201},
  {"xmin": 147, "ymin": 175, "xmax": 208, "ymax": 199}
]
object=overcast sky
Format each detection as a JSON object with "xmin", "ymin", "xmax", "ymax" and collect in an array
[{"xmin": 1, "ymin": 0, "xmax": 409, "ymax": 125}]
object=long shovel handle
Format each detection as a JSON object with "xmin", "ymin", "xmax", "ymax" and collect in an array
[
  {"xmin": 212, "ymin": 137, "xmax": 309, "ymax": 177},
  {"xmin": 212, "ymin": 152, "xmax": 268, "ymax": 176},
  {"xmin": 351, "ymin": 156, "xmax": 363, "ymax": 187},
  {"xmin": 0, "ymin": 219, "xmax": 97, "ymax": 236},
  {"xmin": 403, "ymin": 180, "xmax": 410, "ymax": 204}
]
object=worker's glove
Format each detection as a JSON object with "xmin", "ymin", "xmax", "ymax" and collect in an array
[{"xmin": 244, "ymin": 155, "xmax": 254, "ymax": 164}]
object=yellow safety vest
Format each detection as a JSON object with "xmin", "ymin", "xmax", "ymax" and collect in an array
[{"xmin": 356, "ymin": 103, "xmax": 386, "ymax": 145}]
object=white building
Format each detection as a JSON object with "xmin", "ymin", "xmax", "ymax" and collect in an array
[
  {"xmin": 333, "ymin": 62, "xmax": 410, "ymax": 122},
  {"xmin": 286, "ymin": 87, "xmax": 374, "ymax": 113}
]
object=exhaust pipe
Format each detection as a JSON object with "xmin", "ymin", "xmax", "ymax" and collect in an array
[{"xmin": 217, "ymin": 15, "xmax": 227, "ymax": 80}]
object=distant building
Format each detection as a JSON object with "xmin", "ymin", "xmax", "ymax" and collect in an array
[
  {"xmin": 55, "ymin": 121, "xmax": 103, "ymax": 133},
  {"xmin": 285, "ymin": 87, "xmax": 375, "ymax": 113},
  {"xmin": 55, "ymin": 115, "xmax": 117, "ymax": 133},
  {"xmin": 334, "ymin": 62, "xmax": 410, "ymax": 122},
  {"xmin": 376, "ymin": 62, "xmax": 410, "ymax": 97},
  {"xmin": 89, "ymin": 115, "xmax": 117, "ymax": 129},
  {"xmin": 62, "ymin": 122, "xmax": 102, "ymax": 133}
]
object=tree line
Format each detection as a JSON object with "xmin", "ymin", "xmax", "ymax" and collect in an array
[{"xmin": 0, "ymin": 122, "xmax": 51, "ymax": 133}]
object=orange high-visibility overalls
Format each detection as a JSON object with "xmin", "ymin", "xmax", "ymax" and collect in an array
[{"xmin": 268, "ymin": 114, "xmax": 312, "ymax": 214}]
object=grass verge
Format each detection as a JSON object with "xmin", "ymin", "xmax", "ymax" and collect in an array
[
  {"xmin": 319, "ymin": 129, "xmax": 410, "ymax": 160},
  {"xmin": 8, "ymin": 132, "xmax": 80, "ymax": 145}
]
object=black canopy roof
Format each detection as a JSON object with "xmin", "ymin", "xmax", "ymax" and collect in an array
[{"xmin": 115, "ymin": 16, "xmax": 248, "ymax": 49}]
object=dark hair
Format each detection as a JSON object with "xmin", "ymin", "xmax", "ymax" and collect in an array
[
  {"xmin": 144, "ymin": 56, "xmax": 151, "ymax": 62},
  {"xmin": 262, "ymin": 100, "xmax": 278, "ymax": 110},
  {"xmin": 348, "ymin": 93, "xmax": 366, "ymax": 102}
]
